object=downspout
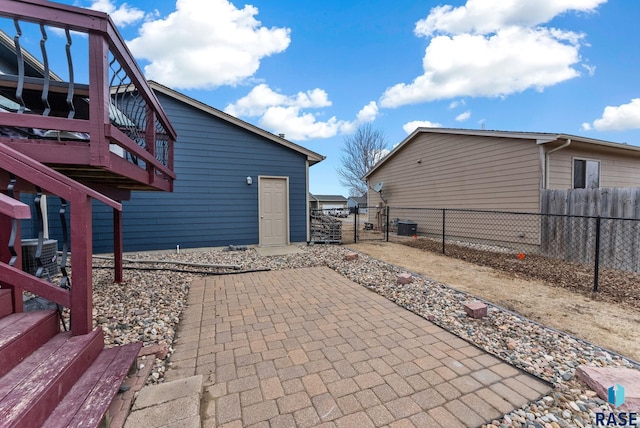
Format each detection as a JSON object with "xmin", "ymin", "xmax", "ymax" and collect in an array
[
  {"xmin": 305, "ymin": 159, "xmax": 310, "ymax": 243},
  {"xmin": 544, "ymin": 138, "xmax": 571, "ymax": 189},
  {"xmin": 41, "ymin": 195, "xmax": 49, "ymax": 239}
]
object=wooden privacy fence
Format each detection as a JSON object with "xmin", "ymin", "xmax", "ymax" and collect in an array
[
  {"xmin": 541, "ymin": 188, "xmax": 640, "ymax": 218},
  {"xmin": 541, "ymin": 188, "xmax": 640, "ymax": 273}
]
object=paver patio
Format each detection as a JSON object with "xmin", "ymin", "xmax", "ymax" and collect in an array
[{"xmin": 166, "ymin": 266, "xmax": 551, "ymax": 427}]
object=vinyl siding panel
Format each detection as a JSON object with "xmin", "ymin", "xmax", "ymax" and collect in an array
[
  {"xmin": 32, "ymin": 93, "xmax": 310, "ymax": 253},
  {"xmin": 548, "ymin": 143, "xmax": 640, "ymax": 189},
  {"xmin": 368, "ymin": 133, "xmax": 541, "ymax": 212}
]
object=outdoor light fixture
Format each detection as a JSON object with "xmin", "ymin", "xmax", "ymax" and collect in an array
[{"xmin": 246, "ymin": 176, "xmax": 252, "ymax": 185}]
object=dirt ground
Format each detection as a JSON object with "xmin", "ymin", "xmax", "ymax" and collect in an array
[{"xmin": 347, "ymin": 241, "xmax": 640, "ymax": 362}]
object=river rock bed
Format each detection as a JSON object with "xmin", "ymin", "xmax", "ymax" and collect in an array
[{"xmin": 89, "ymin": 244, "xmax": 637, "ymax": 427}]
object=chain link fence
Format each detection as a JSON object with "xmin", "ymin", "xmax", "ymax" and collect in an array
[
  {"xmin": 309, "ymin": 206, "xmax": 391, "ymax": 244},
  {"xmin": 354, "ymin": 206, "xmax": 388, "ymax": 242},
  {"xmin": 310, "ymin": 205, "xmax": 640, "ymax": 293},
  {"xmin": 350, "ymin": 207, "xmax": 640, "ymax": 298},
  {"xmin": 389, "ymin": 208, "xmax": 542, "ymax": 253}
]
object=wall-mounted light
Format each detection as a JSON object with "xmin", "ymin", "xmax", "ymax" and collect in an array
[{"xmin": 246, "ymin": 176, "xmax": 252, "ymax": 185}]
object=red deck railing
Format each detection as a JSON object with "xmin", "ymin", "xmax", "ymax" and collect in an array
[
  {"xmin": 0, "ymin": 0, "xmax": 179, "ymax": 335},
  {"xmin": 0, "ymin": 0, "xmax": 177, "ymax": 193}
]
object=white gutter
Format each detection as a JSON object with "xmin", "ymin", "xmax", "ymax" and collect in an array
[{"xmin": 544, "ymin": 138, "xmax": 571, "ymax": 189}]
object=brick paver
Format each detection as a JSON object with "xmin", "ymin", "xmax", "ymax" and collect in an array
[{"xmin": 170, "ymin": 266, "xmax": 551, "ymax": 427}]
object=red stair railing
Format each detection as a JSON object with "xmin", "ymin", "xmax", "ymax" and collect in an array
[{"xmin": 0, "ymin": 143, "xmax": 121, "ymax": 336}]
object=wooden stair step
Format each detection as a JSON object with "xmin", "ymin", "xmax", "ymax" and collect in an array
[
  {"xmin": 0, "ymin": 332, "xmax": 70, "ymax": 398},
  {"xmin": 45, "ymin": 342, "xmax": 143, "ymax": 428},
  {"xmin": 0, "ymin": 327, "xmax": 104, "ymax": 428},
  {"xmin": 0, "ymin": 289, "xmax": 12, "ymax": 319},
  {"xmin": 0, "ymin": 309, "xmax": 59, "ymax": 378}
]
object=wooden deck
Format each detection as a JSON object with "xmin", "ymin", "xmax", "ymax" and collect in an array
[
  {"xmin": 0, "ymin": 0, "xmax": 177, "ymax": 196},
  {"xmin": 0, "ymin": 1, "xmax": 176, "ymax": 425}
]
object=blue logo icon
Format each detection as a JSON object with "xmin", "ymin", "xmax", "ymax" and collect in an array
[
  {"xmin": 596, "ymin": 384, "xmax": 637, "ymax": 426},
  {"xmin": 608, "ymin": 384, "xmax": 625, "ymax": 408}
]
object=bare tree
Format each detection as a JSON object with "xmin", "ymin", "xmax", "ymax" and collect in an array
[{"xmin": 337, "ymin": 123, "xmax": 388, "ymax": 197}]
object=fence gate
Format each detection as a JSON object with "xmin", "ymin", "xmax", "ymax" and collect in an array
[
  {"xmin": 354, "ymin": 205, "xmax": 388, "ymax": 242},
  {"xmin": 309, "ymin": 208, "xmax": 344, "ymax": 244}
]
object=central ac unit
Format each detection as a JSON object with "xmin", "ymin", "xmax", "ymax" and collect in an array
[{"xmin": 21, "ymin": 239, "xmax": 59, "ymax": 277}]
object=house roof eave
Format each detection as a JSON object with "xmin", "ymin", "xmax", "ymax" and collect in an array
[
  {"xmin": 149, "ymin": 81, "xmax": 326, "ymax": 165},
  {"xmin": 537, "ymin": 133, "xmax": 640, "ymax": 154},
  {"xmin": 365, "ymin": 127, "xmax": 640, "ymax": 178},
  {"xmin": 364, "ymin": 128, "xmax": 421, "ymax": 179},
  {"xmin": 310, "ymin": 194, "xmax": 348, "ymax": 202}
]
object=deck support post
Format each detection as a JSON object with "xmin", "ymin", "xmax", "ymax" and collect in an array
[
  {"xmin": 88, "ymin": 32, "xmax": 110, "ymax": 168},
  {"xmin": 70, "ymin": 194, "xmax": 93, "ymax": 335}
]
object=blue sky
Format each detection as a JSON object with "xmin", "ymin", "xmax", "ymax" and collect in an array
[{"xmin": 18, "ymin": 1, "xmax": 640, "ymax": 196}]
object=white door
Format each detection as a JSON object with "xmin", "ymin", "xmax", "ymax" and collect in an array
[{"xmin": 259, "ymin": 177, "xmax": 288, "ymax": 246}]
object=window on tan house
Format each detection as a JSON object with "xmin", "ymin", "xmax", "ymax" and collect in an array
[{"xmin": 573, "ymin": 159, "xmax": 600, "ymax": 189}]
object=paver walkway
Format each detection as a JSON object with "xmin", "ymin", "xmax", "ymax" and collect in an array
[{"xmin": 166, "ymin": 266, "xmax": 551, "ymax": 427}]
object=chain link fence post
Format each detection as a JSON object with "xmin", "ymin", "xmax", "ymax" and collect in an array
[
  {"xmin": 441, "ymin": 208, "xmax": 446, "ymax": 254},
  {"xmin": 385, "ymin": 206, "xmax": 390, "ymax": 242},
  {"xmin": 354, "ymin": 207, "xmax": 358, "ymax": 243},
  {"xmin": 594, "ymin": 216, "xmax": 601, "ymax": 292}
]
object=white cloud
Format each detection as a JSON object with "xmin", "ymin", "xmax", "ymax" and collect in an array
[
  {"xmin": 225, "ymin": 85, "xmax": 375, "ymax": 141},
  {"xmin": 381, "ymin": 0, "xmax": 604, "ymax": 108},
  {"xmin": 381, "ymin": 27, "xmax": 583, "ymax": 107},
  {"xmin": 582, "ymin": 63, "xmax": 596, "ymax": 76},
  {"xmin": 127, "ymin": 0, "xmax": 290, "ymax": 89},
  {"xmin": 260, "ymin": 107, "xmax": 346, "ymax": 140},
  {"xmin": 356, "ymin": 101, "xmax": 380, "ymax": 123},
  {"xmin": 88, "ymin": 0, "xmax": 145, "ymax": 26},
  {"xmin": 225, "ymin": 84, "xmax": 331, "ymax": 117},
  {"xmin": 582, "ymin": 98, "xmax": 640, "ymax": 131},
  {"xmin": 403, "ymin": 120, "xmax": 443, "ymax": 134},
  {"xmin": 456, "ymin": 110, "xmax": 471, "ymax": 121},
  {"xmin": 448, "ymin": 99, "xmax": 466, "ymax": 109},
  {"xmin": 414, "ymin": 0, "xmax": 606, "ymax": 37}
]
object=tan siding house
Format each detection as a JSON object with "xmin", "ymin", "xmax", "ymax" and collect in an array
[
  {"xmin": 548, "ymin": 143, "xmax": 640, "ymax": 189},
  {"xmin": 366, "ymin": 129, "xmax": 640, "ymax": 211}
]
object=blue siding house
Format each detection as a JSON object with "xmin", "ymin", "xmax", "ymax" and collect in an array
[{"xmin": 86, "ymin": 82, "xmax": 324, "ymax": 252}]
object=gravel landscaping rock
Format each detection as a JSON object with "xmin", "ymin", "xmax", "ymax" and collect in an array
[{"xmin": 88, "ymin": 245, "xmax": 638, "ymax": 426}]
